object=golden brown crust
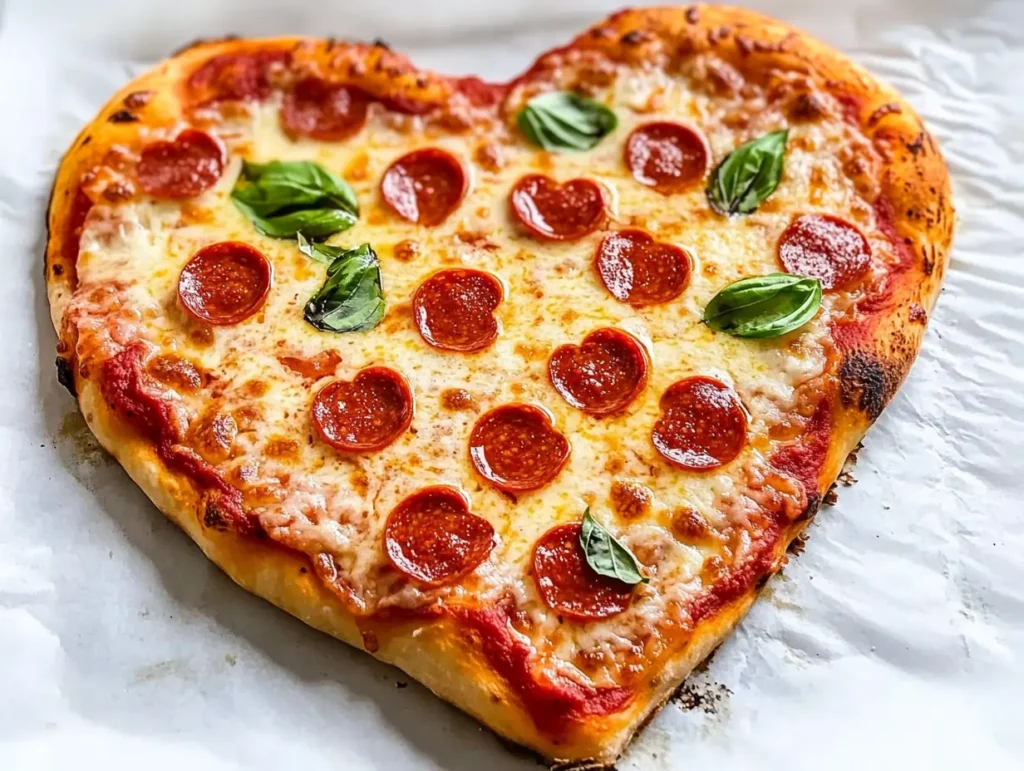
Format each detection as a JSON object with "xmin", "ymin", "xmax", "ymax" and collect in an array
[{"xmin": 46, "ymin": 5, "xmax": 954, "ymax": 766}]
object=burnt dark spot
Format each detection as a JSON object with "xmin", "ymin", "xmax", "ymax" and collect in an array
[
  {"xmin": 621, "ymin": 29, "xmax": 649, "ymax": 46},
  {"xmin": 798, "ymin": 493, "xmax": 821, "ymax": 522},
  {"xmin": 202, "ymin": 495, "xmax": 231, "ymax": 531},
  {"xmin": 81, "ymin": 135, "xmax": 92, "ymax": 146},
  {"xmin": 906, "ymin": 133, "xmax": 925, "ymax": 156},
  {"xmin": 372, "ymin": 37, "xmax": 390, "ymax": 49},
  {"xmin": 685, "ymin": 6, "xmax": 700, "ymax": 24},
  {"xmin": 109, "ymin": 110, "xmax": 138, "ymax": 123},
  {"xmin": 53, "ymin": 263, "xmax": 64, "ymax": 276},
  {"xmin": 823, "ymin": 487, "xmax": 839, "ymax": 506},
  {"xmin": 839, "ymin": 351, "xmax": 899, "ymax": 421},
  {"xmin": 55, "ymin": 356, "xmax": 76, "ymax": 397}
]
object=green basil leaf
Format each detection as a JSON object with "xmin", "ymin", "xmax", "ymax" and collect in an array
[
  {"xmin": 232, "ymin": 159, "xmax": 359, "ymax": 241},
  {"xmin": 233, "ymin": 200, "xmax": 356, "ymax": 240},
  {"xmin": 707, "ymin": 129, "xmax": 788, "ymax": 215},
  {"xmin": 516, "ymin": 91, "xmax": 617, "ymax": 152},
  {"xmin": 241, "ymin": 160, "xmax": 359, "ymax": 215},
  {"xmin": 297, "ymin": 232, "xmax": 348, "ymax": 264},
  {"xmin": 703, "ymin": 273, "xmax": 822, "ymax": 338},
  {"xmin": 579, "ymin": 508, "xmax": 648, "ymax": 586},
  {"xmin": 304, "ymin": 243, "xmax": 386, "ymax": 333}
]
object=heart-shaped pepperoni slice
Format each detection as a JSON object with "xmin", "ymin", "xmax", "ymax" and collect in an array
[
  {"xmin": 384, "ymin": 486, "xmax": 495, "ymax": 586},
  {"xmin": 312, "ymin": 367, "xmax": 414, "ymax": 453},
  {"xmin": 625, "ymin": 122, "xmax": 709, "ymax": 193},
  {"xmin": 187, "ymin": 50, "xmax": 289, "ymax": 106},
  {"xmin": 469, "ymin": 404, "xmax": 570, "ymax": 493},
  {"xmin": 280, "ymin": 77, "xmax": 369, "ymax": 141},
  {"xmin": 413, "ymin": 269, "xmax": 504, "ymax": 352},
  {"xmin": 138, "ymin": 129, "xmax": 226, "ymax": 199},
  {"xmin": 178, "ymin": 241, "xmax": 272, "ymax": 325},
  {"xmin": 652, "ymin": 376, "xmax": 747, "ymax": 471},
  {"xmin": 595, "ymin": 230, "xmax": 692, "ymax": 307},
  {"xmin": 509, "ymin": 174, "xmax": 607, "ymax": 241},
  {"xmin": 548, "ymin": 328, "xmax": 649, "ymax": 416},
  {"xmin": 532, "ymin": 522, "xmax": 634, "ymax": 621},
  {"xmin": 381, "ymin": 148, "xmax": 467, "ymax": 226},
  {"xmin": 778, "ymin": 214, "xmax": 871, "ymax": 290}
]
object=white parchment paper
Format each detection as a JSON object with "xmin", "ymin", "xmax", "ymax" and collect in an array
[{"xmin": 1, "ymin": 1, "xmax": 1022, "ymax": 769}]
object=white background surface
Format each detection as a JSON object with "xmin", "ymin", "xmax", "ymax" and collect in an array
[{"xmin": 1, "ymin": 1, "xmax": 1023, "ymax": 769}]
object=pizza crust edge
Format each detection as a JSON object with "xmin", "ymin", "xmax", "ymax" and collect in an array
[{"xmin": 43, "ymin": 5, "xmax": 955, "ymax": 766}]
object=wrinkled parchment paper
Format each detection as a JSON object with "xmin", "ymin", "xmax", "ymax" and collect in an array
[{"xmin": 2, "ymin": 0, "xmax": 1022, "ymax": 768}]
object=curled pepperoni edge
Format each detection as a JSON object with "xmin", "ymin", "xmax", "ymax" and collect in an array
[
  {"xmin": 594, "ymin": 229, "xmax": 693, "ymax": 307},
  {"xmin": 548, "ymin": 328, "xmax": 650, "ymax": 416},
  {"xmin": 777, "ymin": 213, "xmax": 872, "ymax": 290},
  {"xmin": 137, "ymin": 129, "xmax": 226, "ymax": 199},
  {"xmin": 469, "ymin": 403, "xmax": 571, "ymax": 494},
  {"xmin": 531, "ymin": 522, "xmax": 635, "ymax": 621},
  {"xmin": 624, "ymin": 121, "xmax": 710, "ymax": 193},
  {"xmin": 651, "ymin": 376, "xmax": 748, "ymax": 471},
  {"xmin": 412, "ymin": 268, "xmax": 505, "ymax": 353},
  {"xmin": 380, "ymin": 147, "xmax": 468, "ymax": 227},
  {"xmin": 177, "ymin": 241, "xmax": 272, "ymax": 326},
  {"xmin": 279, "ymin": 78, "xmax": 370, "ymax": 142},
  {"xmin": 509, "ymin": 174, "xmax": 608, "ymax": 242},
  {"xmin": 311, "ymin": 367, "xmax": 414, "ymax": 454},
  {"xmin": 384, "ymin": 486, "xmax": 496, "ymax": 586}
]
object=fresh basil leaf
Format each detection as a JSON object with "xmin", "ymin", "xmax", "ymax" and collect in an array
[
  {"xmin": 516, "ymin": 91, "xmax": 617, "ymax": 152},
  {"xmin": 579, "ymin": 508, "xmax": 648, "ymax": 586},
  {"xmin": 707, "ymin": 129, "xmax": 788, "ymax": 215},
  {"xmin": 232, "ymin": 159, "xmax": 359, "ymax": 241},
  {"xmin": 233, "ymin": 200, "xmax": 356, "ymax": 240},
  {"xmin": 297, "ymin": 232, "xmax": 348, "ymax": 264},
  {"xmin": 703, "ymin": 273, "xmax": 822, "ymax": 338},
  {"xmin": 304, "ymin": 243, "xmax": 386, "ymax": 333},
  {"xmin": 241, "ymin": 160, "xmax": 359, "ymax": 215}
]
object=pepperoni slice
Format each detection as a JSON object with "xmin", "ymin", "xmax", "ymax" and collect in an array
[
  {"xmin": 137, "ymin": 129, "xmax": 225, "ymax": 199},
  {"xmin": 178, "ymin": 242, "xmax": 271, "ymax": 325},
  {"xmin": 187, "ymin": 50, "xmax": 289, "ymax": 106},
  {"xmin": 548, "ymin": 328, "xmax": 649, "ymax": 416},
  {"xmin": 384, "ymin": 486, "xmax": 495, "ymax": 586},
  {"xmin": 312, "ymin": 367, "xmax": 413, "ymax": 453},
  {"xmin": 509, "ymin": 174, "xmax": 607, "ymax": 242},
  {"xmin": 469, "ymin": 404, "xmax": 570, "ymax": 493},
  {"xmin": 652, "ymin": 377, "xmax": 747, "ymax": 471},
  {"xmin": 280, "ymin": 78, "xmax": 369, "ymax": 141},
  {"xmin": 595, "ymin": 230, "xmax": 692, "ymax": 307},
  {"xmin": 532, "ymin": 523, "xmax": 634, "ymax": 621},
  {"xmin": 380, "ymin": 148, "xmax": 467, "ymax": 226},
  {"xmin": 778, "ymin": 214, "xmax": 871, "ymax": 290},
  {"xmin": 413, "ymin": 269, "xmax": 504, "ymax": 352},
  {"xmin": 625, "ymin": 122, "xmax": 709, "ymax": 193}
]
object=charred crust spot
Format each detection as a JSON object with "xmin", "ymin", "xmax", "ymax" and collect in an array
[
  {"xmin": 55, "ymin": 357, "xmax": 76, "ymax": 397},
  {"xmin": 53, "ymin": 264, "xmax": 65, "ymax": 276},
  {"xmin": 909, "ymin": 303, "xmax": 928, "ymax": 324},
  {"xmin": 685, "ymin": 6, "xmax": 700, "ymax": 24},
  {"xmin": 708, "ymin": 26, "xmax": 731, "ymax": 45},
  {"xmin": 202, "ymin": 493, "xmax": 231, "ymax": 531},
  {"xmin": 123, "ymin": 90, "xmax": 153, "ymax": 109},
  {"xmin": 906, "ymin": 133, "xmax": 926, "ymax": 156},
  {"xmin": 372, "ymin": 37, "xmax": 390, "ymax": 49},
  {"xmin": 867, "ymin": 101, "xmax": 901, "ymax": 128},
  {"xmin": 797, "ymin": 493, "xmax": 821, "ymax": 522},
  {"xmin": 621, "ymin": 29, "xmax": 651, "ymax": 46},
  {"xmin": 109, "ymin": 109, "xmax": 139, "ymax": 123},
  {"xmin": 754, "ymin": 572, "xmax": 772, "ymax": 591},
  {"xmin": 839, "ymin": 351, "xmax": 899, "ymax": 421}
]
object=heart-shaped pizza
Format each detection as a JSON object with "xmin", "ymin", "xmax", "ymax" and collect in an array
[{"xmin": 45, "ymin": 5, "xmax": 953, "ymax": 765}]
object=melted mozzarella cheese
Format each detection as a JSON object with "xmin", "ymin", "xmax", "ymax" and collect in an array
[{"xmin": 68, "ymin": 62, "xmax": 890, "ymax": 682}]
